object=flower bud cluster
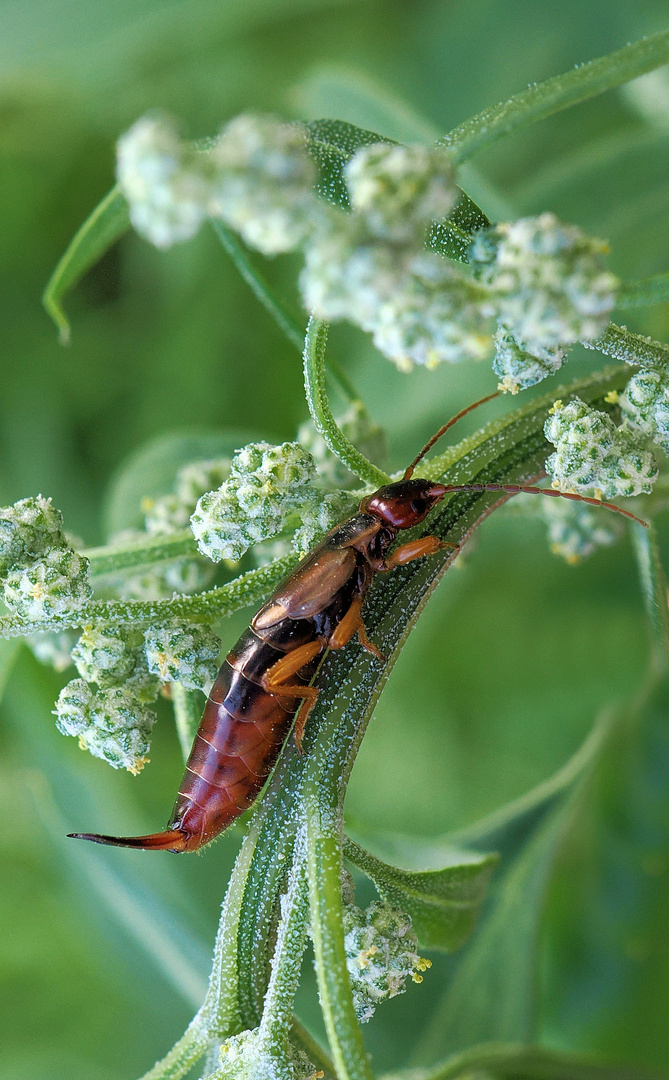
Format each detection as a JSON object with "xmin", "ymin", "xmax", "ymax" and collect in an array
[
  {"xmin": 54, "ymin": 678, "xmax": 156, "ymax": 774},
  {"xmin": 110, "ymin": 457, "xmax": 231, "ymax": 602},
  {"xmin": 214, "ymin": 1029, "xmax": 318, "ymax": 1080},
  {"xmin": 470, "ymin": 213, "xmax": 618, "ymax": 366},
  {"xmin": 292, "ymin": 491, "xmax": 354, "ymax": 554},
  {"xmin": 117, "ymin": 114, "xmax": 214, "ymax": 249},
  {"xmin": 541, "ymin": 496, "xmax": 622, "ymax": 564},
  {"xmin": 191, "ymin": 442, "xmax": 318, "ymax": 562},
  {"xmin": 300, "ymin": 145, "xmax": 493, "ymax": 371},
  {"xmin": 343, "ymin": 899, "xmax": 431, "ymax": 1023},
  {"xmin": 0, "ymin": 496, "xmax": 91, "ymax": 622},
  {"xmin": 492, "ymin": 327, "xmax": 568, "ymax": 395},
  {"xmin": 118, "ymin": 112, "xmax": 319, "ymax": 254},
  {"xmin": 144, "ymin": 623, "xmax": 220, "ymax": 692},
  {"xmin": 72, "ymin": 625, "xmax": 159, "ymax": 702},
  {"xmin": 298, "ymin": 401, "xmax": 387, "ymax": 489},
  {"xmin": 620, "ymin": 369, "xmax": 669, "ymax": 454},
  {"xmin": 27, "ymin": 630, "xmax": 78, "ymax": 672},
  {"xmin": 544, "ymin": 397, "xmax": 658, "ymax": 498},
  {"xmin": 209, "ymin": 114, "xmax": 317, "ymax": 254}
]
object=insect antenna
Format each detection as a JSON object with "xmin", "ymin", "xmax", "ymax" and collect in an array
[
  {"xmin": 439, "ymin": 482, "xmax": 649, "ymax": 527},
  {"xmin": 404, "ymin": 391, "xmax": 500, "ymax": 480}
]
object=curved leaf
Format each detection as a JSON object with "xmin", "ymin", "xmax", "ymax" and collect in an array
[
  {"xmin": 343, "ymin": 836, "xmax": 498, "ymax": 951},
  {"xmin": 388, "ymin": 1042, "xmax": 669, "ymax": 1080},
  {"xmin": 42, "ymin": 185, "xmax": 130, "ymax": 344}
]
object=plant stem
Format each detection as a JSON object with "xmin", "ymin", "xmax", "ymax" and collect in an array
[
  {"xmin": 305, "ymin": 799, "xmax": 373, "ymax": 1080},
  {"xmin": 440, "ymin": 29, "xmax": 669, "ymax": 162},
  {"xmin": 304, "ymin": 317, "xmax": 390, "ymax": 488},
  {"xmin": 0, "ymin": 553, "xmax": 299, "ymax": 639},
  {"xmin": 211, "ymin": 219, "xmax": 359, "ymax": 404},
  {"xmin": 256, "ymin": 836, "xmax": 309, "ymax": 1054},
  {"xmin": 630, "ymin": 521, "xmax": 669, "ymax": 675},
  {"xmin": 82, "ymin": 531, "xmax": 197, "ymax": 576},
  {"xmin": 171, "ymin": 683, "xmax": 204, "ymax": 762}
]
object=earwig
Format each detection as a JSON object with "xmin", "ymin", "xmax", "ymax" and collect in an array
[{"xmin": 69, "ymin": 394, "xmax": 647, "ymax": 854}]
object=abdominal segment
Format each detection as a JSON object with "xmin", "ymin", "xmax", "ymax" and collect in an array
[{"xmin": 168, "ymin": 632, "xmax": 307, "ymax": 849}]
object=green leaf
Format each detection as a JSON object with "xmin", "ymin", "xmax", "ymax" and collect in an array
[
  {"xmin": 390, "ymin": 1041, "xmax": 669, "ymax": 1080},
  {"xmin": 42, "ymin": 185, "xmax": 130, "ymax": 344},
  {"xmin": 103, "ymin": 427, "xmax": 262, "ymax": 537},
  {"xmin": 618, "ymin": 271, "xmax": 669, "ymax": 310},
  {"xmin": 440, "ymin": 29, "xmax": 669, "ymax": 162},
  {"xmin": 414, "ymin": 714, "xmax": 610, "ymax": 1061},
  {"xmin": 0, "ymin": 639, "xmax": 20, "ymax": 707},
  {"xmin": 305, "ymin": 117, "xmax": 490, "ymax": 259},
  {"xmin": 630, "ymin": 522, "xmax": 669, "ymax": 672},
  {"xmin": 343, "ymin": 836, "xmax": 498, "ymax": 951}
]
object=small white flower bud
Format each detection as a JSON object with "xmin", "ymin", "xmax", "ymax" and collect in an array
[
  {"xmin": 343, "ymin": 900, "xmax": 431, "ymax": 1023},
  {"xmin": 72, "ymin": 625, "xmax": 159, "ymax": 701},
  {"xmin": 544, "ymin": 397, "xmax": 658, "ymax": 498},
  {"xmin": 292, "ymin": 492, "xmax": 354, "ymax": 554},
  {"xmin": 143, "ymin": 458, "xmax": 231, "ymax": 535},
  {"xmin": 209, "ymin": 114, "xmax": 318, "ymax": 254},
  {"xmin": 493, "ymin": 327, "xmax": 569, "ymax": 393},
  {"xmin": 27, "ymin": 630, "xmax": 77, "ymax": 672},
  {"xmin": 55, "ymin": 679, "xmax": 156, "ymax": 773},
  {"xmin": 470, "ymin": 213, "xmax": 618, "ymax": 354},
  {"xmin": 541, "ymin": 496, "xmax": 622, "ymax": 564},
  {"xmin": 0, "ymin": 495, "xmax": 67, "ymax": 575},
  {"xmin": 345, "ymin": 142, "xmax": 457, "ymax": 242},
  {"xmin": 214, "ymin": 1028, "xmax": 317, "ymax": 1080},
  {"xmin": 620, "ymin": 369, "xmax": 669, "ymax": 453},
  {"xmin": 117, "ymin": 114, "xmax": 213, "ymax": 248},
  {"xmin": 191, "ymin": 442, "xmax": 318, "ymax": 562},
  {"xmin": 3, "ymin": 548, "xmax": 91, "ymax": 621},
  {"xmin": 144, "ymin": 624, "xmax": 220, "ymax": 691},
  {"xmin": 301, "ymin": 221, "xmax": 493, "ymax": 370}
]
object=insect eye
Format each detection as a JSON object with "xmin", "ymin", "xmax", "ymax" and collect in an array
[{"xmin": 410, "ymin": 499, "xmax": 425, "ymax": 514}]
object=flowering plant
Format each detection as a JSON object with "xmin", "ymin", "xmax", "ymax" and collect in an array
[{"xmin": 5, "ymin": 26, "xmax": 669, "ymax": 1080}]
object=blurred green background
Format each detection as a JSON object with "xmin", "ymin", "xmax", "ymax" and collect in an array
[{"xmin": 2, "ymin": 2, "xmax": 669, "ymax": 1078}]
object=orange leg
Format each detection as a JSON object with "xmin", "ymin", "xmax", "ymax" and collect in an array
[
  {"xmin": 329, "ymin": 596, "xmax": 385, "ymax": 661},
  {"xmin": 384, "ymin": 534, "xmax": 454, "ymax": 569},
  {"xmin": 261, "ymin": 639, "xmax": 324, "ymax": 752}
]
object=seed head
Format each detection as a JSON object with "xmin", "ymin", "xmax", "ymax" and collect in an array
[
  {"xmin": 144, "ymin": 624, "xmax": 220, "ymax": 692},
  {"xmin": 620, "ymin": 369, "xmax": 669, "ymax": 454},
  {"xmin": 55, "ymin": 679, "xmax": 156, "ymax": 773}
]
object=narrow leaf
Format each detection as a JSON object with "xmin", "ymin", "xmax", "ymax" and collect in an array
[
  {"xmin": 415, "ymin": 713, "xmax": 610, "ymax": 1061},
  {"xmin": 631, "ymin": 521, "xmax": 669, "ymax": 672},
  {"xmin": 343, "ymin": 836, "xmax": 498, "ymax": 951},
  {"xmin": 42, "ymin": 185, "xmax": 130, "ymax": 343},
  {"xmin": 394, "ymin": 1041, "xmax": 669, "ymax": 1080},
  {"xmin": 618, "ymin": 271, "xmax": 669, "ymax": 310},
  {"xmin": 440, "ymin": 29, "xmax": 669, "ymax": 162}
]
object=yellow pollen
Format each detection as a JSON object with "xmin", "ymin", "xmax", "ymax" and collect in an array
[
  {"xmin": 357, "ymin": 945, "xmax": 379, "ymax": 969},
  {"xmin": 128, "ymin": 756, "xmax": 149, "ymax": 776},
  {"xmin": 414, "ymin": 957, "xmax": 432, "ymax": 972},
  {"xmin": 548, "ymin": 399, "xmax": 563, "ymax": 415},
  {"xmin": 604, "ymin": 390, "xmax": 619, "ymax": 404},
  {"xmin": 411, "ymin": 973, "xmax": 424, "ymax": 983}
]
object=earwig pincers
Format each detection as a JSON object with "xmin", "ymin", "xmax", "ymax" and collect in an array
[{"xmin": 69, "ymin": 393, "xmax": 647, "ymax": 853}]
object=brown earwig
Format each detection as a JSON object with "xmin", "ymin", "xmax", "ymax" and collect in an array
[{"xmin": 69, "ymin": 393, "xmax": 647, "ymax": 854}]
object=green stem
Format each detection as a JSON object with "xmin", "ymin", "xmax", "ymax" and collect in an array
[
  {"xmin": 305, "ymin": 800, "xmax": 373, "ymax": 1080},
  {"xmin": 211, "ymin": 219, "xmax": 358, "ymax": 404},
  {"xmin": 440, "ymin": 29, "xmax": 669, "ymax": 162},
  {"xmin": 583, "ymin": 323, "xmax": 669, "ymax": 371},
  {"xmin": 398, "ymin": 1041, "xmax": 666, "ymax": 1080},
  {"xmin": 0, "ymin": 553, "xmax": 299, "ymax": 639},
  {"xmin": 617, "ymin": 271, "xmax": 669, "ymax": 310},
  {"xmin": 303, "ymin": 317, "xmax": 390, "ymax": 488},
  {"xmin": 82, "ymin": 531, "xmax": 197, "ymax": 576},
  {"xmin": 630, "ymin": 521, "xmax": 669, "ymax": 676},
  {"xmin": 171, "ymin": 683, "xmax": 204, "ymax": 762},
  {"xmin": 256, "ymin": 838, "xmax": 309, "ymax": 1054}
]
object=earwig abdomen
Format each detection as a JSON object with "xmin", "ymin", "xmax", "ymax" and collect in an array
[{"xmin": 166, "ymin": 634, "xmax": 307, "ymax": 850}]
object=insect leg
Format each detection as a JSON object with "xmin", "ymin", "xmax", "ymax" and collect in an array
[
  {"xmin": 262, "ymin": 640, "xmax": 323, "ymax": 751},
  {"xmin": 384, "ymin": 534, "xmax": 455, "ymax": 568},
  {"xmin": 328, "ymin": 596, "xmax": 385, "ymax": 660}
]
